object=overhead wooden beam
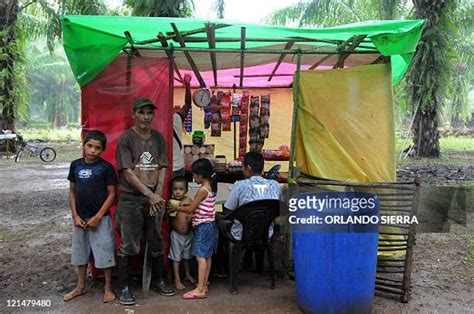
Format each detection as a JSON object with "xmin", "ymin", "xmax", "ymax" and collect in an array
[
  {"xmin": 178, "ymin": 36, "xmax": 343, "ymax": 45},
  {"xmin": 333, "ymin": 35, "xmax": 367, "ymax": 69},
  {"xmin": 234, "ymin": 73, "xmax": 293, "ymax": 78},
  {"xmin": 157, "ymin": 32, "xmax": 183, "ymax": 83},
  {"xmin": 268, "ymin": 40, "xmax": 295, "ymax": 82},
  {"xmin": 125, "ymin": 46, "xmax": 378, "ymax": 55},
  {"xmin": 205, "ymin": 23, "xmax": 218, "ymax": 86},
  {"xmin": 124, "ymin": 31, "xmax": 141, "ymax": 57},
  {"xmin": 171, "ymin": 23, "xmax": 206, "ymax": 87},
  {"xmin": 309, "ymin": 54, "xmax": 332, "ymax": 70},
  {"xmin": 371, "ymin": 55, "xmax": 389, "ymax": 64},
  {"xmin": 165, "ymin": 23, "xmax": 230, "ymax": 39},
  {"xmin": 239, "ymin": 27, "xmax": 246, "ymax": 87}
]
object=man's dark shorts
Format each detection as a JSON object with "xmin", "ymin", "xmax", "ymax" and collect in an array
[
  {"xmin": 115, "ymin": 193, "xmax": 164, "ymax": 257},
  {"xmin": 172, "ymin": 168, "xmax": 185, "ymax": 178}
]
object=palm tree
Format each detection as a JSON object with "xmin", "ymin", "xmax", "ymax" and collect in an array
[
  {"xmin": 125, "ymin": 0, "xmax": 194, "ymax": 17},
  {"xmin": 215, "ymin": 0, "xmax": 225, "ymax": 19},
  {"xmin": 408, "ymin": 0, "xmax": 453, "ymax": 157},
  {"xmin": 447, "ymin": 1, "xmax": 473, "ymax": 128},
  {"xmin": 266, "ymin": 0, "xmax": 411, "ymax": 27},
  {"xmin": 1, "ymin": 0, "xmax": 20, "ymax": 130},
  {"xmin": 1, "ymin": 0, "xmax": 107, "ymax": 129},
  {"xmin": 27, "ymin": 43, "xmax": 80, "ymax": 127}
]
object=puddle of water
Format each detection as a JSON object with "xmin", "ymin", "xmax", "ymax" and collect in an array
[
  {"xmin": 416, "ymin": 186, "xmax": 473, "ymax": 232},
  {"xmin": 42, "ymin": 163, "xmax": 70, "ymax": 170}
]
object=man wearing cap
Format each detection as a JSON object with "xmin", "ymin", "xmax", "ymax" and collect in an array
[{"xmin": 115, "ymin": 98, "xmax": 175, "ymax": 305}]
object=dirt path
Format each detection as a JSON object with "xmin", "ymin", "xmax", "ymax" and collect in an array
[{"xmin": 0, "ymin": 143, "xmax": 473, "ymax": 313}]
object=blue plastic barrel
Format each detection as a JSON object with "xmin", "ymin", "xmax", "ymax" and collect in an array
[
  {"xmin": 291, "ymin": 192, "xmax": 379, "ymax": 314},
  {"xmin": 293, "ymin": 232, "xmax": 378, "ymax": 314}
]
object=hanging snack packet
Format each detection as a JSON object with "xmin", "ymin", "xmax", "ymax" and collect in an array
[
  {"xmin": 231, "ymin": 92, "xmax": 241, "ymax": 122},
  {"xmin": 238, "ymin": 91, "xmax": 250, "ymax": 159},
  {"xmin": 259, "ymin": 94, "xmax": 270, "ymax": 138},
  {"xmin": 210, "ymin": 92, "xmax": 222, "ymax": 137},
  {"xmin": 220, "ymin": 90, "xmax": 232, "ymax": 131}
]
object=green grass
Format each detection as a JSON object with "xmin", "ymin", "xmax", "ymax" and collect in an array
[
  {"xmin": 461, "ymin": 238, "xmax": 474, "ymax": 265},
  {"xmin": 16, "ymin": 126, "xmax": 81, "ymax": 142},
  {"xmin": 440, "ymin": 136, "xmax": 474, "ymax": 151},
  {"xmin": 396, "ymin": 136, "xmax": 474, "ymax": 154}
]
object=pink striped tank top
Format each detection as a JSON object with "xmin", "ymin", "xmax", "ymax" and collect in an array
[{"xmin": 192, "ymin": 187, "xmax": 216, "ymax": 227}]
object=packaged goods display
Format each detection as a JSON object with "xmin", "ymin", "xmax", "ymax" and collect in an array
[
  {"xmin": 183, "ymin": 144, "xmax": 215, "ymax": 170},
  {"xmin": 187, "ymin": 88, "xmax": 283, "ymax": 170}
]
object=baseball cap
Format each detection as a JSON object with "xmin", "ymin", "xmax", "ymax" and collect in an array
[{"xmin": 133, "ymin": 98, "xmax": 157, "ymax": 111}]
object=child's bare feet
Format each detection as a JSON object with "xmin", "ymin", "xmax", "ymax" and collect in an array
[
  {"xmin": 175, "ymin": 281, "xmax": 186, "ymax": 290},
  {"xmin": 103, "ymin": 289, "xmax": 116, "ymax": 303},
  {"xmin": 63, "ymin": 287, "xmax": 86, "ymax": 302}
]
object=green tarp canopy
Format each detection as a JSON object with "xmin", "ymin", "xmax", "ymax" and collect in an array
[{"xmin": 61, "ymin": 16, "xmax": 424, "ymax": 87}]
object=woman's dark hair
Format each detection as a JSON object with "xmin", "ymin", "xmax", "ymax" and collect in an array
[
  {"xmin": 171, "ymin": 176, "xmax": 188, "ymax": 191},
  {"xmin": 84, "ymin": 130, "xmax": 107, "ymax": 150},
  {"xmin": 244, "ymin": 151, "xmax": 264, "ymax": 174},
  {"xmin": 191, "ymin": 158, "xmax": 217, "ymax": 193}
]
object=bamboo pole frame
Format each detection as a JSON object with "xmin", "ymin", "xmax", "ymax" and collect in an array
[
  {"xmin": 288, "ymin": 51, "xmax": 302, "ymax": 179},
  {"xmin": 124, "ymin": 21, "xmax": 388, "ymax": 180}
]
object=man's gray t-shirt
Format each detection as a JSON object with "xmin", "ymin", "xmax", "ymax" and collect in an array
[
  {"xmin": 116, "ymin": 128, "xmax": 168, "ymax": 193},
  {"xmin": 224, "ymin": 176, "xmax": 282, "ymax": 240}
]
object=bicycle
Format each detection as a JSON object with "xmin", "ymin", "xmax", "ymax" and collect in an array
[{"xmin": 15, "ymin": 138, "xmax": 56, "ymax": 162}]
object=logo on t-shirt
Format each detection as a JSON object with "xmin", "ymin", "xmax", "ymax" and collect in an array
[
  {"xmin": 78, "ymin": 169, "xmax": 92, "ymax": 179},
  {"xmin": 253, "ymin": 184, "xmax": 269, "ymax": 198},
  {"xmin": 140, "ymin": 152, "xmax": 154, "ymax": 164}
]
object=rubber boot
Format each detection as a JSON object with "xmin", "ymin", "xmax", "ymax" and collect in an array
[
  {"xmin": 151, "ymin": 256, "xmax": 176, "ymax": 296},
  {"xmin": 118, "ymin": 256, "xmax": 135, "ymax": 305}
]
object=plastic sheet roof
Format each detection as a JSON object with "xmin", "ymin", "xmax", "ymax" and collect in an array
[{"xmin": 61, "ymin": 16, "xmax": 424, "ymax": 87}]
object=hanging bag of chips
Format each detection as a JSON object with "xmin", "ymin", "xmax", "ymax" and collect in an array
[
  {"xmin": 231, "ymin": 92, "xmax": 241, "ymax": 122},
  {"xmin": 238, "ymin": 91, "xmax": 250, "ymax": 159},
  {"xmin": 259, "ymin": 94, "xmax": 270, "ymax": 138},
  {"xmin": 249, "ymin": 95, "xmax": 260, "ymax": 151},
  {"xmin": 210, "ymin": 92, "xmax": 221, "ymax": 137},
  {"xmin": 220, "ymin": 90, "xmax": 232, "ymax": 131}
]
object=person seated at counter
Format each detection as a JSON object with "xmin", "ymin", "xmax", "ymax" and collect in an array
[
  {"xmin": 217, "ymin": 151, "xmax": 282, "ymax": 272},
  {"xmin": 223, "ymin": 151, "xmax": 282, "ymax": 239}
]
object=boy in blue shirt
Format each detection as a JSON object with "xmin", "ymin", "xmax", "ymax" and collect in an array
[{"xmin": 64, "ymin": 130, "xmax": 117, "ymax": 303}]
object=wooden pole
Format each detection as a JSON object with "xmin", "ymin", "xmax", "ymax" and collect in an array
[
  {"xmin": 206, "ymin": 23, "xmax": 218, "ymax": 86},
  {"xmin": 171, "ymin": 23, "xmax": 207, "ymax": 87},
  {"xmin": 239, "ymin": 27, "xmax": 246, "ymax": 87},
  {"xmin": 126, "ymin": 46, "xmax": 378, "ymax": 55},
  {"xmin": 289, "ymin": 51, "xmax": 301, "ymax": 179},
  {"xmin": 268, "ymin": 40, "xmax": 295, "ymax": 82}
]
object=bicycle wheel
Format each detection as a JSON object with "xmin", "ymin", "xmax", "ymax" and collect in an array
[
  {"xmin": 40, "ymin": 147, "xmax": 56, "ymax": 162},
  {"xmin": 15, "ymin": 148, "xmax": 24, "ymax": 163}
]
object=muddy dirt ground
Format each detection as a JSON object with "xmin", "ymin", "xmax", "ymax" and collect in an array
[{"xmin": 0, "ymin": 142, "xmax": 473, "ymax": 313}]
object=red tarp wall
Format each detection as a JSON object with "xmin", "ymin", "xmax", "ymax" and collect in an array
[{"xmin": 81, "ymin": 54, "xmax": 173, "ymax": 276}]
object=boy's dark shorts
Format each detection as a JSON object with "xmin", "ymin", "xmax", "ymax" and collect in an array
[{"xmin": 115, "ymin": 193, "xmax": 164, "ymax": 257}]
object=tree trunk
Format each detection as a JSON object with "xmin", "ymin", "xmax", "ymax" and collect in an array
[
  {"xmin": 410, "ymin": 0, "xmax": 450, "ymax": 158},
  {"xmin": 413, "ymin": 106, "xmax": 440, "ymax": 157},
  {"xmin": 0, "ymin": 0, "xmax": 19, "ymax": 130}
]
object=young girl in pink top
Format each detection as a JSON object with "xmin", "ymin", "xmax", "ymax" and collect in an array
[{"xmin": 170, "ymin": 158, "xmax": 218, "ymax": 299}]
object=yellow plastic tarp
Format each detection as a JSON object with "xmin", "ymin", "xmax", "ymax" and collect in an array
[
  {"xmin": 295, "ymin": 64, "xmax": 404, "ymax": 258},
  {"xmin": 295, "ymin": 63, "xmax": 396, "ymax": 182}
]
